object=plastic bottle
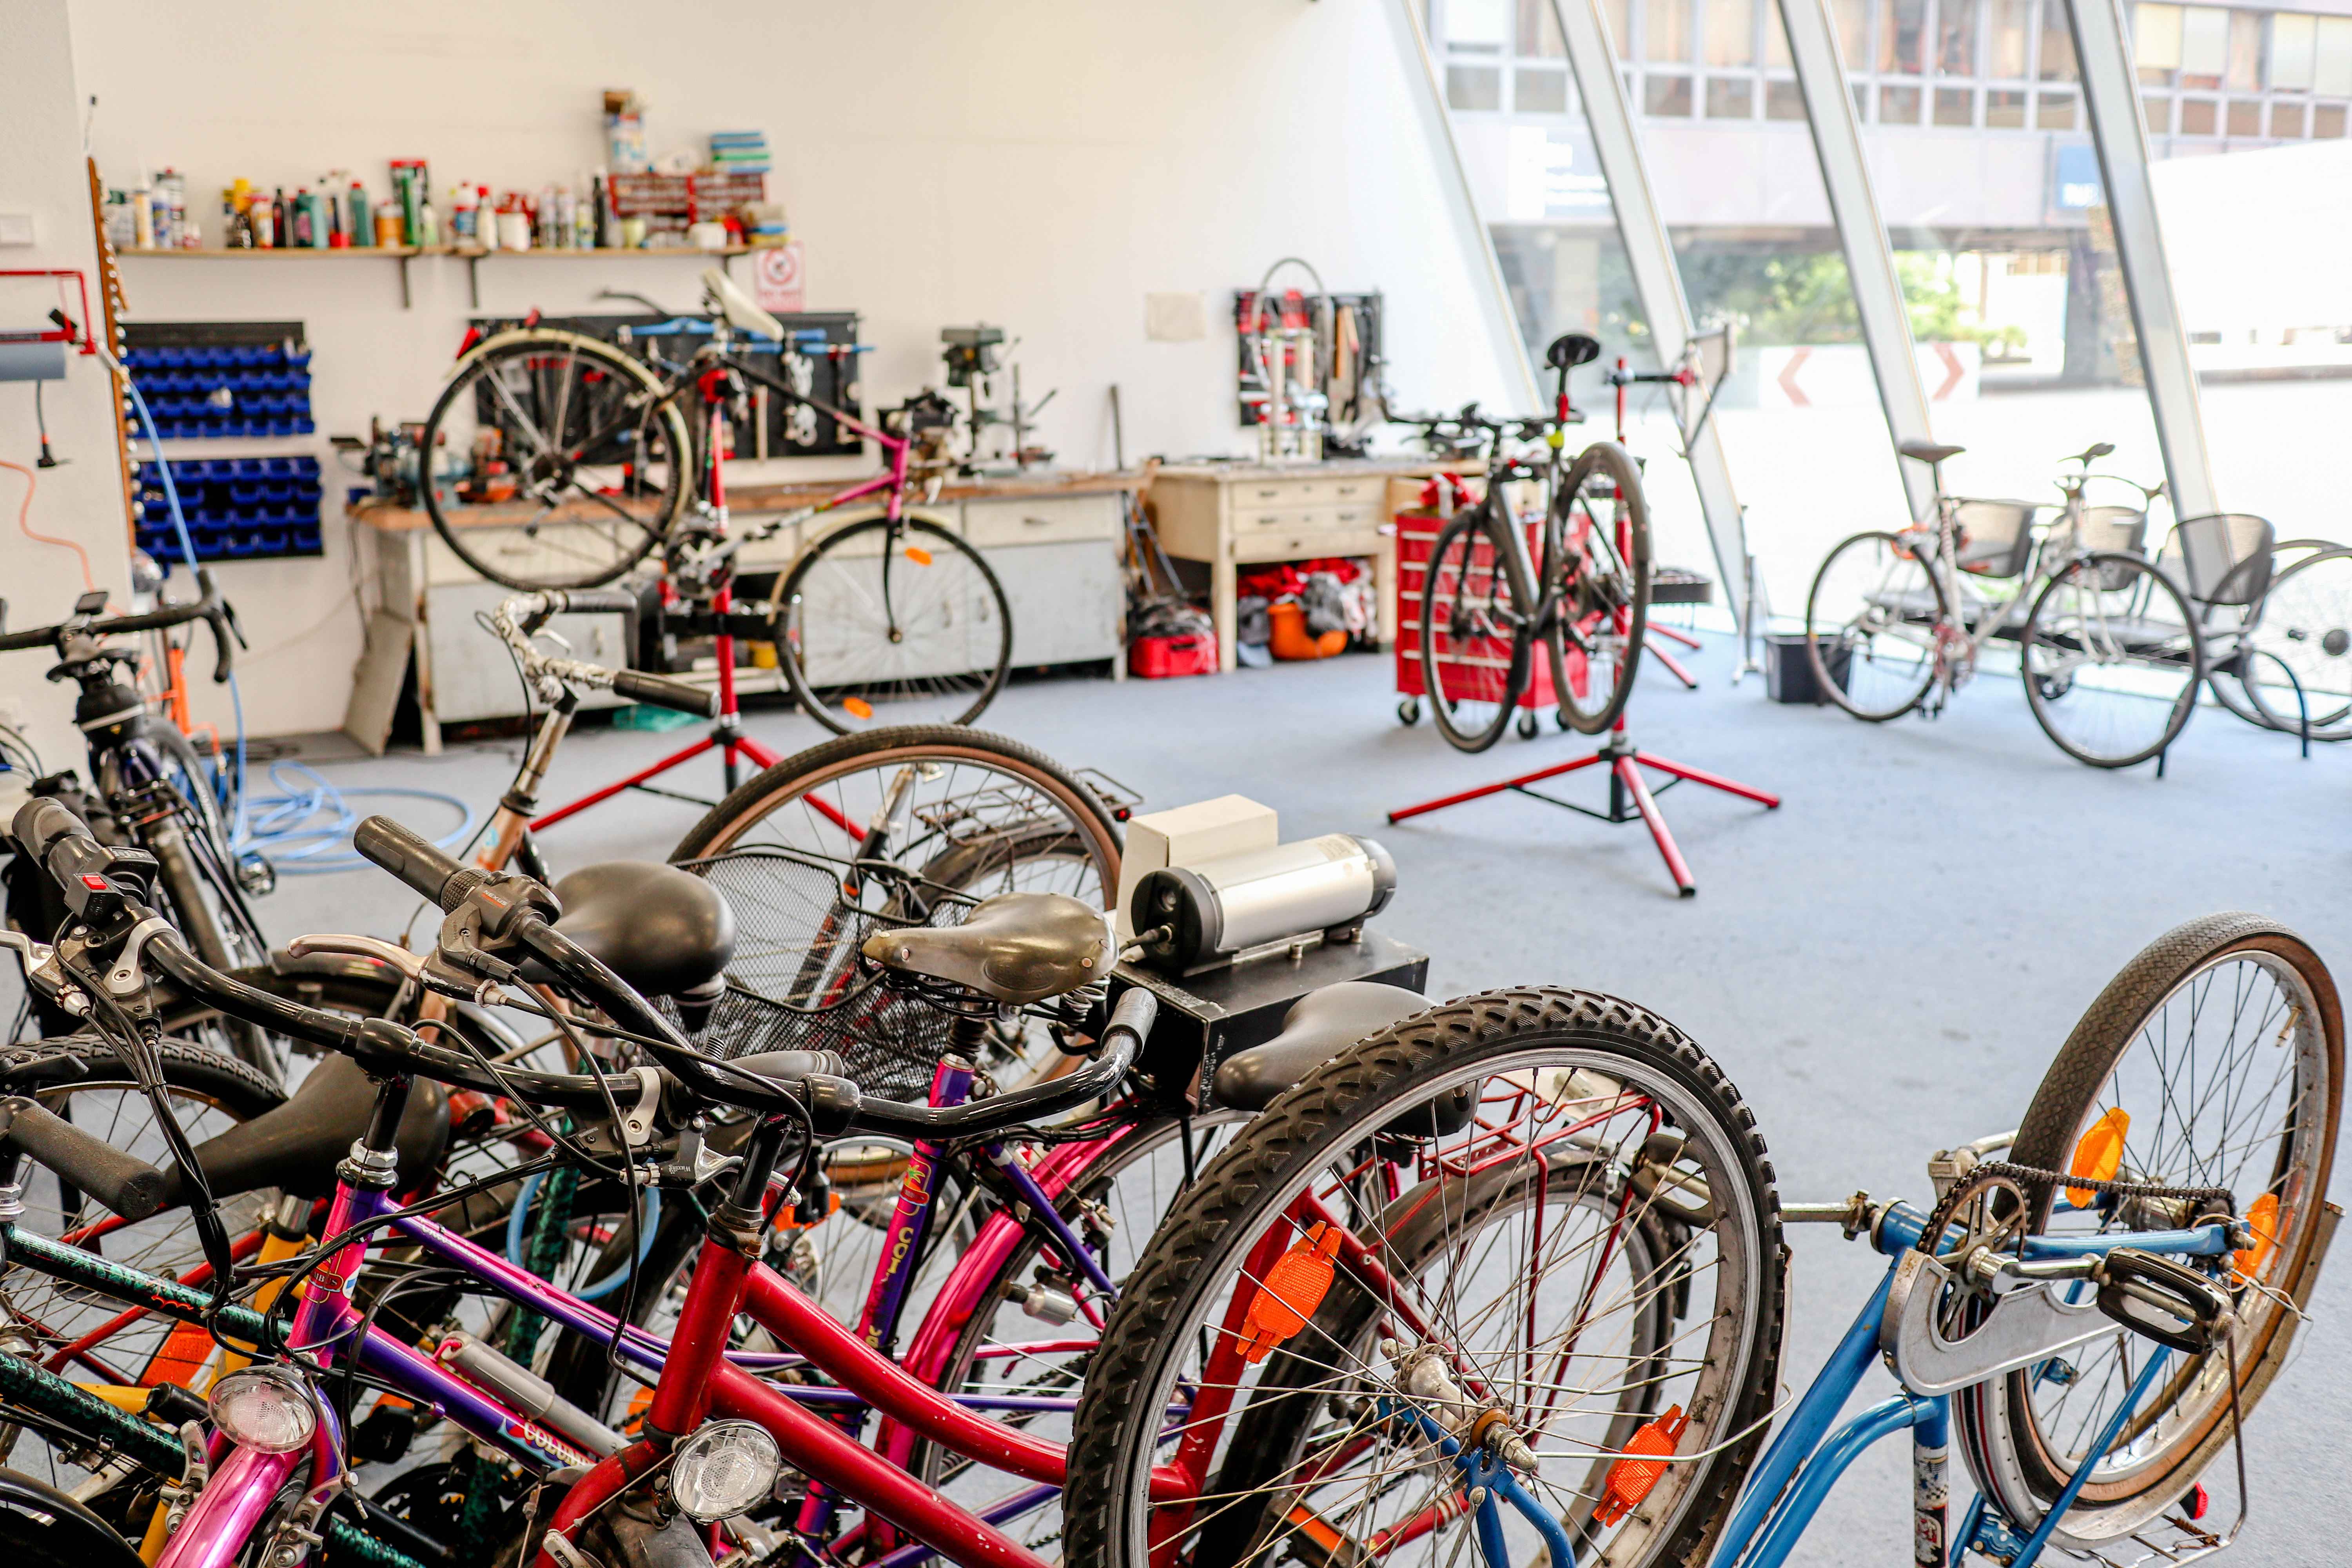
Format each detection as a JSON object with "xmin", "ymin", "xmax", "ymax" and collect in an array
[
  {"xmin": 417, "ymin": 200, "xmax": 441, "ymax": 249},
  {"xmin": 449, "ymin": 182, "xmax": 477, "ymax": 244},
  {"xmin": 348, "ymin": 181, "xmax": 372, "ymax": 247},
  {"xmin": 253, "ymin": 190, "xmax": 275, "ymax": 249}
]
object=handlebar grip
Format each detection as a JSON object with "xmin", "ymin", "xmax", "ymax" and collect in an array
[
  {"xmin": 610, "ymin": 669, "xmax": 719, "ymax": 719},
  {"xmin": 352, "ymin": 815, "xmax": 477, "ymax": 911},
  {"xmin": 9, "ymin": 798, "xmax": 88, "ymax": 866},
  {"xmin": 555, "ymin": 591, "xmax": 642, "ymax": 617},
  {"xmin": 1100, "ymin": 986, "xmax": 1159, "ymax": 1054},
  {"xmin": 197, "ymin": 571, "xmax": 236, "ymax": 684},
  {"xmin": 0, "ymin": 1097, "xmax": 170, "ymax": 1221}
]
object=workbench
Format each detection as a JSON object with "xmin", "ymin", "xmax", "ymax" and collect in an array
[
  {"xmin": 344, "ymin": 469, "xmax": 1136, "ymax": 753},
  {"xmin": 1145, "ymin": 461, "xmax": 1437, "ymax": 673}
]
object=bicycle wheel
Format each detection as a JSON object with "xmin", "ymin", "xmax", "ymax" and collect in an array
[
  {"xmin": 0, "ymin": 1040, "xmax": 283, "ymax": 1496},
  {"xmin": 2237, "ymin": 545, "xmax": 2352, "ymax": 740},
  {"xmin": 418, "ymin": 330, "xmax": 691, "ymax": 591},
  {"xmin": 2021, "ymin": 552, "xmax": 2201, "ymax": 768},
  {"xmin": 1419, "ymin": 505, "xmax": 1533, "ymax": 753},
  {"xmin": 1062, "ymin": 988, "xmax": 1786, "ymax": 1568},
  {"xmin": 670, "ymin": 726, "xmax": 1122, "ymax": 1093},
  {"xmin": 1805, "ymin": 530, "xmax": 1948, "ymax": 720},
  {"xmin": 1959, "ymin": 913, "xmax": 2340, "ymax": 1550},
  {"xmin": 1550, "ymin": 441, "xmax": 1650, "ymax": 735},
  {"xmin": 775, "ymin": 517, "xmax": 1012, "ymax": 733}
]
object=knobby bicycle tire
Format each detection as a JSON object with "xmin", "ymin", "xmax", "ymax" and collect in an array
[
  {"xmin": 1551, "ymin": 439, "xmax": 1651, "ymax": 736},
  {"xmin": 1420, "ymin": 505, "xmax": 1535, "ymax": 753}
]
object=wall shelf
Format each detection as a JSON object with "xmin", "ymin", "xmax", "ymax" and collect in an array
[{"xmin": 118, "ymin": 244, "xmax": 760, "ymax": 310}]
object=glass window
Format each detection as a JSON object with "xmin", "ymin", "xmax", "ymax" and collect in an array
[
  {"xmin": 1987, "ymin": 85, "xmax": 2029, "ymax": 122},
  {"xmin": 1882, "ymin": 82, "xmax": 1925, "ymax": 117},
  {"xmin": 1449, "ymin": 0, "xmax": 1512, "ymax": 49},
  {"xmin": 2317, "ymin": 102, "xmax": 2348, "ymax": 135},
  {"xmin": 2226, "ymin": 96, "xmax": 2263, "ymax": 133},
  {"xmin": 1835, "ymin": 0, "xmax": 1872, "ymax": 64},
  {"xmin": 1938, "ymin": 0, "xmax": 1979, "ymax": 74},
  {"xmin": 1649, "ymin": 0, "xmax": 1694, "ymax": 60},
  {"xmin": 1766, "ymin": 0, "xmax": 1793, "ymax": 65},
  {"xmin": 1767, "ymin": 76, "xmax": 1809, "ymax": 115},
  {"xmin": 2317, "ymin": 16, "xmax": 2352, "ymax": 94},
  {"xmin": 2226, "ymin": 10, "xmax": 2262, "ymax": 89},
  {"xmin": 2038, "ymin": 86, "xmax": 2079, "ymax": 124},
  {"xmin": 2178, "ymin": 95, "xmax": 2218, "ymax": 131},
  {"xmin": 1935, "ymin": 84, "xmax": 1976, "ymax": 120},
  {"xmin": 1706, "ymin": 75, "xmax": 1757, "ymax": 113},
  {"xmin": 1988, "ymin": 0, "xmax": 2031, "ymax": 76},
  {"xmin": 2134, "ymin": 3, "xmax": 2184, "ymax": 69},
  {"xmin": 1516, "ymin": 67, "xmax": 1570, "ymax": 110},
  {"xmin": 1881, "ymin": 0, "xmax": 1927, "ymax": 71},
  {"xmin": 2043, "ymin": 0, "xmax": 2080, "ymax": 78},
  {"xmin": 1516, "ymin": 0, "xmax": 1568, "ymax": 54},
  {"xmin": 2179, "ymin": 6, "xmax": 2227, "ymax": 85},
  {"xmin": 2272, "ymin": 13, "xmax": 2316, "ymax": 89},
  {"xmin": 1854, "ymin": 80, "xmax": 1873, "ymax": 114},
  {"xmin": 2143, "ymin": 91, "xmax": 2172, "ymax": 129},
  {"xmin": 1706, "ymin": 0, "xmax": 1757, "ymax": 65},
  {"xmin": 2271, "ymin": 98, "xmax": 2308, "ymax": 134},
  {"xmin": 1647, "ymin": 73, "xmax": 1696, "ymax": 111},
  {"xmin": 1449, "ymin": 64, "xmax": 1505, "ymax": 109},
  {"xmin": 1605, "ymin": 0, "xmax": 1635, "ymax": 57}
]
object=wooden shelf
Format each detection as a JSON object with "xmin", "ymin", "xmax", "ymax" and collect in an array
[{"xmin": 118, "ymin": 243, "xmax": 765, "ymax": 310}]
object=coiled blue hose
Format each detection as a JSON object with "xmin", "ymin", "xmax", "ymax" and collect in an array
[{"xmin": 505, "ymin": 1169, "xmax": 663, "ymax": 1301}]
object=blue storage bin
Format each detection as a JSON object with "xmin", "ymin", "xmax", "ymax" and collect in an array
[
  {"xmin": 292, "ymin": 527, "xmax": 322, "ymax": 552},
  {"xmin": 293, "ymin": 456, "xmax": 319, "ymax": 476}
]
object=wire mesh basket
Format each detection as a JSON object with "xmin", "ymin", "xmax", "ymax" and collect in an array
[{"xmin": 668, "ymin": 846, "xmax": 980, "ymax": 1102}]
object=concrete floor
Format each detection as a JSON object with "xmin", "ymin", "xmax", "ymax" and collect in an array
[{"xmin": 51, "ymin": 637, "xmax": 2352, "ymax": 1564}]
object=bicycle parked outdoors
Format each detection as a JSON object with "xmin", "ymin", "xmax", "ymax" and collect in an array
[
  {"xmin": 416, "ymin": 267, "xmax": 1012, "ymax": 733},
  {"xmin": 1410, "ymin": 332, "xmax": 1653, "ymax": 752}
]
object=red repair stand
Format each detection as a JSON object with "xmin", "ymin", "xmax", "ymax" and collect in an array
[
  {"xmin": 530, "ymin": 396, "xmax": 798, "ymax": 837},
  {"xmin": 1386, "ymin": 713, "xmax": 1779, "ymax": 898}
]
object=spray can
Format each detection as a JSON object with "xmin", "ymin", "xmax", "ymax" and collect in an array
[{"xmin": 348, "ymin": 181, "xmax": 372, "ymax": 247}]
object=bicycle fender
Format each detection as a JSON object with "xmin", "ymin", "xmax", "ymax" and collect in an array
[{"xmin": 0, "ymin": 1465, "xmax": 145, "ymax": 1567}]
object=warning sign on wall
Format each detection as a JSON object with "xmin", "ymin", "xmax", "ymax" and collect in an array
[{"xmin": 752, "ymin": 242, "xmax": 805, "ymax": 314}]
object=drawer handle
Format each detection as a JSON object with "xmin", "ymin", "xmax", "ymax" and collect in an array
[
  {"xmin": 1022, "ymin": 515, "xmax": 1055, "ymax": 527},
  {"xmin": 1255, "ymin": 488, "xmax": 1282, "ymax": 499}
]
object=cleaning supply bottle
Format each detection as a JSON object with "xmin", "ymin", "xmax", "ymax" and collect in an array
[
  {"xmin": 348, "ymin": 180, "xmax": 372, "ymax": 247},
  {"xmin": 449, "ymin": 181, "xmax": 477, "ymax": 245}
]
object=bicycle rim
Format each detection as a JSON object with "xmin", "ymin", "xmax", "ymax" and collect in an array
[
  {"xmin": 420, "ymin": 333, "xmax": 688, "ymax": 590},
  {"xmin": 1806, "ymin": 531, "xmax": 1945, "ymax": 720},
  {"xmin": 777, "ymin": 519, "xmax": 1012, "ymax": 733},
  {"xmin": 1551, "ymin": 441, "xmax": 1650, "ymax": 736},
  {"xmin": 1419, "ymin": 508, "xmax": 1526, "ymax": 753},
  {"xmin": 2022, "ymin": 554, "xmax": 2200, "ymax": 768},
  {"xmin": 1962, "ymin": 915, "xmax": 2341, "ymax": 1545},
  {"xmin": 2240, "ymin": 547, "xmax": 2352, "ymax": 739}
]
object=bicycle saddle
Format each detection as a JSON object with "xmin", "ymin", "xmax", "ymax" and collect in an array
[
  {"xmin": 546, "ymin": 860, "xmax": 737, "ymax": 1002},
  {"xmin": 2070, "ymin": 441, "xmax": 2117, "ymax": 463},
  {"xmin": 1212, "ymin": 981, "xmax": 1432, "ymax": 1111},
  {"xmin": 1546, "ymin": 333, "xmax": 1601, "ymax": 370},
  {"xmin": 1899, "ymin": 440, "xmax": 1965, "ymax": 465},
  {"xmin": 861, "ymin": 893, "xmax": 1110, "ymax": 1006},
  {"xmin": 160, "ymin": 1054, "xmax": 452, "ymax": 1205}
]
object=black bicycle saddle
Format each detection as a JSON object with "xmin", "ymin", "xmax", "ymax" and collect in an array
[
  {"xmin": 1899, "ymin": 440, "xmax": 1966, "ymax": 465},
  {"xmin": 549, "ymin": 860, "xmax": 737, "ymax": 1001},
  {"xmin": 1547, "ymin": 333, "xmax": 1602, "ymax": 370},
  {"xmin": 1212, "ymin": 981, "xmax": 1432, "ymax": 1111},
  {"xmin": 862, "ymin": 892, "xmax": 1109, "ymax": 1005},
  {"xmin": 161, "ymin": 1055, "xmax": 450, "ymax": 1205}
]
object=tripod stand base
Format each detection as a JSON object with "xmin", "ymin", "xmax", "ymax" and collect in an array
[{"xmin": 1387, "ymin": 734, "xmax": 1779, "ymax": 897}]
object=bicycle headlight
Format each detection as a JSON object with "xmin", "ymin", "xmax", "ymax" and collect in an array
[
  {"xmin": 669, "ymin": 1419, "xmax": 781, "ymax": 1523},
  {"xmin": 207, "ymin": 1366, "xmax": 316, "ymax": 1454}
]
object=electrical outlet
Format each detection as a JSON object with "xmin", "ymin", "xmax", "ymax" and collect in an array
[{"xmin": 0, "ymin": 214, "xmax": 35, "ymax": 247}]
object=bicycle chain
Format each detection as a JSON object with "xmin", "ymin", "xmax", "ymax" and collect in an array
[{"xmin": 1916, "ymin": 1159, "xmax": 2237, "ymax": 1256}]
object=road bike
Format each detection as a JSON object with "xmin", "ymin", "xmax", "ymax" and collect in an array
[
  {"xmin": 1061, "ymin": 911, "xmax": 2336, "ymax": 1568},
  {"xmin": 1412, "ymin": 333, "xmax": 1652, "ymax": 752},
  {"xmin": 417, "ymin": 269, "xmax": 1011, "ymax": 732}
]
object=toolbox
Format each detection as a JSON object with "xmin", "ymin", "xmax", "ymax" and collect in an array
[{"xmin": 1393, "ymin": 509, "xmax": 1556, "ymax": 715}]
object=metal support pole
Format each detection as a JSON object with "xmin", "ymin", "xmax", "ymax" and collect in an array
[
  {"xmin": 1550, "ymin": 0, "xmax": 1752, "ymax": 642},
  {"xmin": 2067, "ymin": 0, "xmax": 2220, "ymax": 519},
  {"xmin": 1779, "ymin": 0, "xmax": 1939, "ymax": 522}
]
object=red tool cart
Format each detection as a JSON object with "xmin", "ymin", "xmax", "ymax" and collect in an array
[{"xmin": 1393, "ymin": 487, "xmax": 1554, "ymax": 734}]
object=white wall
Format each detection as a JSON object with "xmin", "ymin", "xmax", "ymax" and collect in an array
[
  {"xmin": 0, "ymin": 0, "xmax": 135, "ymax": 775},
  {"xmin": 59, "ymin": 0, "xmax": 1524, "ymax": 738}
]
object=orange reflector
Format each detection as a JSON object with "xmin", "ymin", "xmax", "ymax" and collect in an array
[
  {"xmin": 2236, "ymin": 1192, "xmax": 2281, "ymax": 1279},
  {"xmin": 1238, "ymin": 1222, "xmax": 1343, "ymax": 1364},
  {"xmin": 2067, "ymin": 1107, "xmax": 2129, "ymax": 1208},
  {"xmin": 140, "ymin": 1318, "xmax": 215, "ymax": 1389},
  {"xmin": 1593, "ymin": 1405, "xmax": 1686, "ymax": 1526},
  {"xmin": 842, "ymin": 697, "xmax": 875, "ymax": 720},
  {"xmin": 904, "ymin": 547, "xmax": 933, "ymax": 566},
  {"xmin": 622, "ymin": 1383, "xmax": 655, "ymax": 1436},
  {"xmin": 773, "ymin": 1189, "xmax": 843, "ymax": 1231},
  {"xmin": 1281, "ymin": 1504, "xmax": 1347, "ymax": 1556}
]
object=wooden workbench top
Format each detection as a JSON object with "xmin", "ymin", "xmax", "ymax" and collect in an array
[{"xmin": 349, "ymin": 468, "xmax": 1141, "ymax": 531}]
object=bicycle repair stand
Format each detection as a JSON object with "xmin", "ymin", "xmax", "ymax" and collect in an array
[{"xmin": 1385, "ymin": 712, "xmax": 1779, "ymax": 898}]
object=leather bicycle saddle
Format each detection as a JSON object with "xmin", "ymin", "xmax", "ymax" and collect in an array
[
  {"xmin": 1899, "ymin": 440, "xmax": 1966, "ymax": 465},
  {"xmin": 860, "ymin": 892, "xmax": 1110, "ymax": 1005},
  {"xmin": 1213, "ymin": 981, "xmax": 1432, "ymax": 1111},
  {"xmin": 548, "ymin": 860, "xmax": 737, "ymax": 1001}
]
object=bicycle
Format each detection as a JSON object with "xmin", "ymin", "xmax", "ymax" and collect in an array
[
  {"xmin": 417, "ymin": 269, "xmax": 1012, "ymax": 733},
  {"xmin": 1808, "ymin": 441, "xmax": 2203, "ymax": 768},
  {"xmin": 1412, "ymin": 332, "xmax": 1653, "ymax": 752},
  {"xmin": 1060, "ymin": 911, "xmax": 2336, "ymax": 1568}
]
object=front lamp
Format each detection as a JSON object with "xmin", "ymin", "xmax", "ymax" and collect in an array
[{"xmin": 670, "ymin": 1419, "xmax": 782, "ymax": 1524}]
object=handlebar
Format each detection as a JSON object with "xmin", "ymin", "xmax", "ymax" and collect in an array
[
  {"xmin": 0, "ymin": 570, "xmax": 242, "ymax": 683},
  {"xmin": 490, "ymin": 592, "xmax": 717, "ymax": 719},
  {"xmin": 0, "ymin": 1096, "xmax": 172, "ymax": 1220}
]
